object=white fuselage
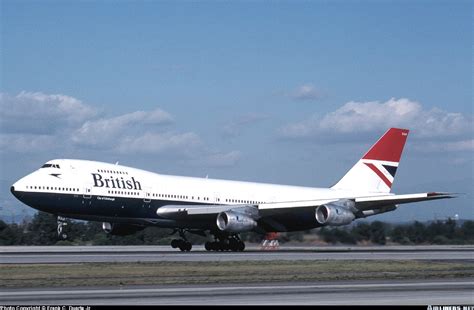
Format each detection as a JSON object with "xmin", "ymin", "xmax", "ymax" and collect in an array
[
  {"xmin": 13, "ymin": 159, "xmax": 370, "ymax": 207},
  {"xmin": 11, "ymin": 159, "xmax": 389, "ymax": 232}
]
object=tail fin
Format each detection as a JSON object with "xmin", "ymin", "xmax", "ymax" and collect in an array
[{"xmin": 331, "ymin": 128, "xmax": 409, "ymax": 193}]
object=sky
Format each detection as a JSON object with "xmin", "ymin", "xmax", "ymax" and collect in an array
[{"xmin": 0, "ymin": 0, "xmax": 472, "ymax": 223}]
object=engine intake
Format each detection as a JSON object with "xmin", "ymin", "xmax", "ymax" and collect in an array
[
  {"xmin": 102, "ymin": 222, "xmax": 144, "ymax": 236},
  {"xmin": 315, "ymin": 201, "xmax": 355, "ymax": 226},
  {"xmin": 216, "ymin": 211, "xmax": 257, "ymax": 233}
]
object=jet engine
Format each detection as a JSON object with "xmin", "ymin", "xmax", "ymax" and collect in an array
[
  {"xmin": 102, "ymin": 222, "xmax": 144, "ymax": 236},
  {"xmin": 216, "ymin": 211, "xmax": 257, "ymax": 233},
  {"xmin": 315, "ymin": 200, "xmax": 356, "ymax": 226}
]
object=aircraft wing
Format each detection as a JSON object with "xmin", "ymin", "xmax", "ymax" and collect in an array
[
  {"xmin": 156, "ymin": 192, "xmax": 454, "ymax": 219},
  {"xmin": 353, "ymin": 192, "xmax": 455, "ymax": 210}
]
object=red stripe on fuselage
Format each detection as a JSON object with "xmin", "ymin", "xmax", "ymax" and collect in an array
[{"xmin": 364, "ymin": 162, "xmax": 392, "ymax": 188}]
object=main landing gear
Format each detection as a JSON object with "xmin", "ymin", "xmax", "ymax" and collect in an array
[
  {"xmin": 170, "ymin": 229, "xmax": 192, "ymax": 252},
  {"xmin": 169, "ymin": 229, "xmax": 246, "ymax": 252},
  {"xmin": 205, "ymin": 231, "xmax": 245, "ymax": 252}
]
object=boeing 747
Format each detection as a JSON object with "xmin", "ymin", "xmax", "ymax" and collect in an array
[{"xmin": 11, "ymin": 128, "xmax": 453, "ymax": 251}]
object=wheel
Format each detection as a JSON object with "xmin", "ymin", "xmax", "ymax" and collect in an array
[
  {"xmin": 177, "ymin": 240, "xmax": 192, "ymax": 252},
  {"xmin": 61, "ymin": 233, "xmax": 68, "ymax": 240},
  {"xmin": 221, "ymin": 243, "xmax": 230, "ymax": 252},
  {"xmin": 205, "ymin": 242, "xmax": 212, "ymax": 251},
  {"xmin": 229, "ymin": 239, "xmax": 239, "ymax": 252},
  {"xmin": 217, "ymin": 243, "xmax": 224, "ymax": 251},
  {"xmin": 171, "ymin": 239, "xmax": 179, "ymax": 248},
  {"xmin": 177, "ymin": 240, "xmax": 185, "ymax": 251},
  {"xmin": 181, "ymin": 241, "xmax": 190, "ymax": 252},
  {"xmin": 238, "ymin": 241, "xmax": 245, "ymax": 252},
  {"xmin": 185, "ymin": 242, "xmax": 192, "ymax": 251}
]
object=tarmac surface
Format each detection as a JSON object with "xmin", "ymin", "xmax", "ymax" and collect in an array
[
  {"xmin": 1, "ymin": 245, "xmax": 473, "ymax": 304},
  {"xmin": 1, "ymin": 279, "xmax": 473, "ymax": 305},
  {"xmin": 1, "ymin": 245, "xmax": 473, "ymax": 263}
]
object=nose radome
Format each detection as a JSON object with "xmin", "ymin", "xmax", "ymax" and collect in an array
[{"xmin": 10, "ymin": 185, "xmax": 19, "ymax": 199}]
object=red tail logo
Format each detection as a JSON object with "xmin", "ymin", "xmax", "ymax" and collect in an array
[{"xmin": 363, "ymin": 128, "xmax": 409, "ymax": 162}]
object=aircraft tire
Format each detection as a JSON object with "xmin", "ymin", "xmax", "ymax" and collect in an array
[
  {"xmin": 171, "ymin": 239, "xmax": 179, "ymax": 248},
  {"xmin": 185, "ymin": 242, "xmax": 192, "ymax": 251},
  {"xmin": 228, "ymin": 240, "xmax": 238, "ymax": 252}
]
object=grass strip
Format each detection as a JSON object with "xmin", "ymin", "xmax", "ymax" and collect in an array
[{"xmin": 1, "ymin": 260, "xmax": 473, "ymax": 288}]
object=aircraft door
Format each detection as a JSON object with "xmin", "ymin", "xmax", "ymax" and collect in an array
[
  {"xmin": 214, "ymin": 192, "xmax": 221, "ymax": 204},
  {"xmin": 83, "ymin": 187, "xmax": 92, "ymax": 199},
  {"xmin": 143, "ymin": 186, "xmax": 151, "ymax": 203}
]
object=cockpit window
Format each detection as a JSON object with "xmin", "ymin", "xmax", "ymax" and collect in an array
[{"xmin": 41, "ymin": 164, "xmax": 60, "ymax": 169}]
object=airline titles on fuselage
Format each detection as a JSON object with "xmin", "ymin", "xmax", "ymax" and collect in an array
[{"xmin": 91, "ymin": 173, "xmax": 142, "ymax": 191}]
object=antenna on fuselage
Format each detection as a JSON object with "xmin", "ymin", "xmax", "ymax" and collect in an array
[{"xmin": 115, "ymin": 161, "xmax": 119, "ymax": 165}]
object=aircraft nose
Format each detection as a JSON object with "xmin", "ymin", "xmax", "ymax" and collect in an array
[{"xmin": 10, "ymin": 185, "xmax": 18, "ymax": 198}]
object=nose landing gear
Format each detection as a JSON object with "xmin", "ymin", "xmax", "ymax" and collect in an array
[{"xmin": 57, "ymin": 216, "xmax": 69, "ymax": 240}]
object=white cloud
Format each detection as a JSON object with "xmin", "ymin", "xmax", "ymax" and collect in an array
[
  {"xmin": 200, "ymin": 150, "xmax": 242, "ymax": 167},
  {"xmin": 116, "ymin": 131, "xmax": 202, "ymax": 155},
  {"xmin": 0, "ymin": 134, "xmax": 55, "ymax": 153},
  {"xmin": 280, "ymin": 98, "xmax": 473, "ymax": 141},
  {"xmin": 71, "ymin": 108, "xmax": 173, "ymax": 146},
  {"xmin": 0, "ymin": 91, "xmax": 241, "ymax": 168},
  {"xmin": 291, "ymin": 84, "xmax": 322, "ymax": 101},
  {"xmin": 415, "ymin": 139, "xmax": 474, "ymax": 152},
  {"xmin": 0, "ymin": 91, "xmax": 97, "ymax": 134},
  {"xmin": 115, "ymin": 132, "xmax": 242, "ymax": 167}
]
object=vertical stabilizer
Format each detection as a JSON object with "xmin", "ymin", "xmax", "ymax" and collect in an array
[{"xmin": 331, "ymin": 128, "xmax": 409, "ymax": 193}]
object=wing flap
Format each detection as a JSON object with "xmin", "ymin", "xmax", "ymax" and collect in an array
[{"xmin": 156, "ymin": 204, "xmax": 258, "ymax": 219}]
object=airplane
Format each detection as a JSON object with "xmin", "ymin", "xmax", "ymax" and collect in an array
[{"xmin": 10, "ymin": 128, "xmax": 454, "ymax": 251}]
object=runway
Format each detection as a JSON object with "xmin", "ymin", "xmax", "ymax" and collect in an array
[
  {"xmin": 1, "ymin": 279, "xmax": 473, "ymax": 305},
  {"xmin": 2, "ymin": 246, "xmax": 473, "ymax": 304},
  {"xmin": 1, "ymin": 245, "xmax": 473, "ymax": 264}
]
